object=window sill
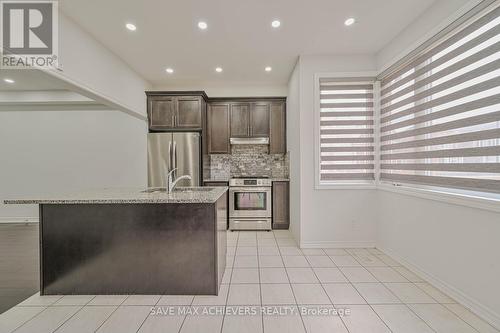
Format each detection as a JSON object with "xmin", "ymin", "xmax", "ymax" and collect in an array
[
  {"xmin": 315, "ymin": 183, "xmax": 377, "ymax": 190},
  {"xmin": 377, "ymin": 183, "xmax": 500, "ymax": 213}
]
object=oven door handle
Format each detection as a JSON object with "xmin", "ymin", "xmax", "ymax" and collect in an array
[{"xmin": 229, "ymin": 187, "xmax": 271, "ymax": 192}]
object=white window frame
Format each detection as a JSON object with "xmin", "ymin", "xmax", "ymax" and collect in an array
[{"xmin": 314, "ymin": 71, "xmax": 379, "ymax": 190}]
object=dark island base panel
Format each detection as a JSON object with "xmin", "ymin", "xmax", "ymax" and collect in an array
[{"xmin": 39, "ymin": 198, "xmax": 227, "ymax": 295}]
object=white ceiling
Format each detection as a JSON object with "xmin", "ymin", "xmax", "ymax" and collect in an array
[{"xmin": 60, "ymin": 0, "xmax": 436, "ymax": 87}]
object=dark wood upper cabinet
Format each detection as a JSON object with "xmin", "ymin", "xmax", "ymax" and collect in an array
[
  {"xmin": 148, "ymin": 96, "xmax": 176, "ymax": 130},
  {"xmin": 250, "ymin": 103, "xmax": 270, "ymax": 137},
  {"xmin": 230, "ymin": 103, "xmax": 250, "ymax": 138},
  {"xmin": 208, "ymin": 103, "xmax": 230, "ymax": 154},
  {"xmin": 270, "ymin": 102, "xmax": 286, "ymax": 154},
  {"xmin": 176, "ymin": 96, "xmax": 202, "ymax": 129},
  {"xmin": 272, "ymin": 181, "xmax": 289, "ymax": 230},
  {"xmin": 147, "ymin": 92, "xmax": 207, "ymax": 131}
]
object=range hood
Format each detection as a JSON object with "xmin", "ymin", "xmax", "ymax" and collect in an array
[{"xmin": 230, "ymin": 137, "xmax": 269, "ymax": 145}]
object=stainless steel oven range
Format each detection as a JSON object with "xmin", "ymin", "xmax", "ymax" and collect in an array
[{"xmin": 229, "ymin": 177, "xmax": 272, "ymax": 231}]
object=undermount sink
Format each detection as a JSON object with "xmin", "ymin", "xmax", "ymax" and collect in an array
[{"xmin": 141, "ymin": 187, "xmax": 212, "ymax": 193}]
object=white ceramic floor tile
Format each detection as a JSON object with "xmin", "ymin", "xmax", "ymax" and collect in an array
[
  {"xmin": 238, "ymin": 239, "xmax": 257, "ymax": 246},
  {"xmin": 260, "ymin": 268, "xmax": 289, "ymax": 283},
  {"xmin": 180, "ymin": 313, "xmax": 224, "ymax": 333},
  {"xmin": 263, "ymin": 307, "xmax": 305, "ymax": 333},
  {"xmin": 233, "ymin": 255, "xmax": 259, "ymax": 268},
  {"xmin": 258, "ymin": 239, "xmax": 277, "ymax": 247},
  {"xmin": 323, "ymin": 284, "xmax": 366, "ymax": 305},
  {"xmin": 341, "ymin": 304, "xmax": 390, "ymax": 333},
  {"xmin": 17, "ymin": 293, "xmax": 63, "ymax": 306},
  {"xmin": 238, "ymin": 231, "xmax": 257, "ymax": 239},
  {"xmin": 301, "ymin": 306, "xmax": 348, "ymax": 333},
  {"xmin": 273, "ymin": 230, "xmax": 294, "ymax": 238},
  {"xmin": 384, "ymin": 283, "xmax": 436, "ymax": 304},
  {"xmin": 367, "ymin": 267, "xmax": 409, "ymax": 283},
  {"xmin": 372, "ymin": 304, "xmax": 434, "ymax": 333},
  {"xmin": 444, "ymin": 303, "xmax": 500, "ymax": 333},
  {"xmin": 96, "ymin": 306, "xmax": 151, "ymax": 333},
  {"xmin": 409, "ymin": 303, "xmax": 477, "ymax": 333},
  {"xmin": 259, "ymin": 247, "xmax": 281, "ymax": 256},
  {"xmin": 15, "ymin": 306, "xmax": 81, "ymax": 333},
  {"xmin": 353, "ymin": 283, "xmax": 401, "ymax": 304},
  {"xmin": 368, "ymin": 248, "xmax": 385, "ymax": 255},
  {"xmin": 236, "ymin": 247, "xmax": 257, "ymax": 256},
  {"xmin": 340, "ymin": 267, "xmax": 378, "ymax": 283},
  {"xmin": 330, "ymin": 255, "xmax": 361, "ymax": 267},
  {"xmin": 231, "ymin": 268, "xmax": 260, "ymax": 284},
  {"xmin": 291, "ymin": 284, "xmax": 331, "ymax": 305},
  {"xmin": 277, "ymin": 238, "xmax": 297, "ymax": 246},
  {"xmin": 259, "ymin": 256, "xmax": 284, "ymax": 267},
  {"xmin": 122, "ymin": 295, "xmax": 161, "ymax": 306},
  {"xmin": 222, "ymin": 312, "xmax": 263, "ymax": 333},
  {"xmin": 138, "ymin": 309, "xmax": 186, "ymax": 333},
  {"xmin": 87, "ymin": 295, "xmax": 128, "ymax": 306},
  {"xmin": 300, "ymin": 249, "xmax": 325, "ymax": 256},
  {"xmin": 376, "ymin": 254, "xmax": 400, "ymax": 266},
  {"xmin": 346, "ymin": 249, "xmax": 371, "ymax": 256},
  {"xmin": 157, "ymin": 295, "xmax": 194, "ymax": 306},
  {"xmin": 415, "ymin": 282, "xmax": 455, "ymax": 303},
  {"xmin": 393, "ymin": 267, "xmax": 424, "ymax": 283},
  {"xmin": 0, "ymin": 306, "xmax": 46, "ymax": 333},
  {"xmin": 55, "ymin": 306, "xmax": 116, "ymax": 333},
  {"xmin": 192, "ymin": 284, "xmax": 229, "ymax": 305},
  {"xmin": 286, "ymin": 268, "xmax": 320, "ymax": 284},
  {"xmin": 261, "ymin": 284, "xmax": 296, "ymax": 305},
  {"xmin": 222, "ymin": 269, "xmax": 232, "ymax": 284},
  {"xmin": 323, "ymin": 249, "xmax": 349, "ymax": 256},
  {"xmin": 352, "ymin": 254, "xmax": 387, "ymax": 267},
  {"xmin": 306, "ymin": 256, "xmax": 336, "ymax": 268},
  {"xmin": 283, "ymin": 256, "xmax": 310, "ymax": 268},
  {"xmin": 279, "ymin": 247, "xmax": 303, "ymax": 256},
  {"xmin": 227, "ymin": 284, "xmax": 261, "ymax": 305},
  {"xmin": 53, "ymin": 295, "xmax": 96, "ymax": 306},
  {"xmin": 313, "ymin": 268, "xmax": 348, "ymax": 283},
  {"xmin": 257, "ymin": 231, "xmax": 275, "ymax": 239}
]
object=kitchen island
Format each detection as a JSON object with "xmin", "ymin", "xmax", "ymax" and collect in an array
[{"xmin": 4, "ymin": 187, "xmax": 228, "ymax": 296}]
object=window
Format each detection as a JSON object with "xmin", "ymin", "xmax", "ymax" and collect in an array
[
  {"xmin": 379, "ymin": 5, "xmax": 500, "ymax": 195},
  {"xmin": 317, "ymin": 77, "xmax": 376, "ymax": 185}
]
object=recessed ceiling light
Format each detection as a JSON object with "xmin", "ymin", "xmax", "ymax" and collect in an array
[
  {"xmin": 3, "ymin": 78, "xmax": 14, "ymax": 83},
  {"xmin": 215, "ymin": 67, "xmax": 223, "ymax": 73},
  {"xmin": 165, "ymin": 68, "xmax": 174, "ymax": 74},
  {"xmin": 265, "ymin": 66, "xmax": 272, "ymax": 72},
  {"xmin": 344, "ymin": 18, "xmax": 356, "ymax": 26},
  {"xmin": 198, "ymin": 21, "xmax": 208, "ymax": 30},
  {"xmin": 125, "ymin": 23, "xmax": 137, "ymax": 31},
  {"xmin": 271, "ymin": 20, "xmax": 281, "ymax": 28}
]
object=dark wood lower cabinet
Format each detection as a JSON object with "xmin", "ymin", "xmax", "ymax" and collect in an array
[{"xmin": 272, "ymin": 181, "xmax": 289, "ymax": 229}]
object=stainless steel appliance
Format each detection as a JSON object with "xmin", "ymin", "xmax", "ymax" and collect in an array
[
  {"xmin": 147, "ymin": 133, "xmax": 200, "ymax": 188},
  {"xmin": 229, "ymin": 177, "xmax": 272, "ymax": 231}
]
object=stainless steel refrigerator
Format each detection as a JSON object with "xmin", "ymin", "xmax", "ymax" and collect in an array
[{"xmin": 147, "ymin": 132, "xmax": 201, "ymax": 188}]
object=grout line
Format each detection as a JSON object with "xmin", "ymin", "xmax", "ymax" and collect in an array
[{"xmin": 92, "ymin": 295, "xmax": 130, "ymax": 333}]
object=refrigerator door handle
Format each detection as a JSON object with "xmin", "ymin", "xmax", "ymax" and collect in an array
[{"xmin": 173, "ymin": 141, "xmax": 177, "ymax": 177}]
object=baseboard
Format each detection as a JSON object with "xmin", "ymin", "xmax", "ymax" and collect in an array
[
  {"xmin": 300, "ymin": 240, "xmax": 376, "ymax": 248},
  {"xmin": 378, "ymin": 245, "xmax": 500, "ymax": 330},
  {"xmin": 0, "ymin": 217, "xmax": 38, "ymax": 223}
]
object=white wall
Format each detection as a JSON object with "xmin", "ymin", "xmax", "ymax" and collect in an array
[
  {"xmin": 0, "ymin": 109, "xmax": 147, "ymax": 220},
  {"xmin": 377, "ymin": 190, "xmax": 500, "ymax": 328},
  {"xmin": 53, "ymin": 13, "xmax": 151, "ymax": 117},
  {"xmin": 292, "ymin": 55, "xmax": 379, "ymax": 247},
  {"xmin": 286, "ymin": 61, "xmax": 301, "ymax": 242}
]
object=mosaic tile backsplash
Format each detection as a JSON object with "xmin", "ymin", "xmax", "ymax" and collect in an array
[{"xmin": 208, "ymin": 145, "xmax": 289, "ymax": 179}]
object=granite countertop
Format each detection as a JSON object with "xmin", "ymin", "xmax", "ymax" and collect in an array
[{"xmin": 4, "ymin": 187, "xmax": 228, "ymax": 205}]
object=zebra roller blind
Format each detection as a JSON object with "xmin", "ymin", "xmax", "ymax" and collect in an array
[
  {"xmin": 379, "ymin": 5, "xmax": 500, "ymax": 194},
  {"xmin": 319, "ymin": 77, "xmax": 375, "ymax": 182}
]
